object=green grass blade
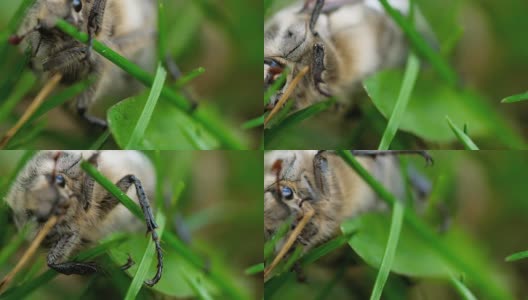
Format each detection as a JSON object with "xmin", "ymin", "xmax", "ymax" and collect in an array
[
  {"xmin": 450, "ymin": 275, "xmax": 478, "ymax": 300},
  {"xmin": 501, "ymin": 92, "xmax": 528, "ymax": 103},
  {"xmin": 175, "ymin": 67, "xmax": 206, "ymax": 88},
  {"xmin": 169, "ymin": 181, "xmax": 185, "ymax": 213},
  {"xmin": 300, "ymin": 233, "xmax": 354, "ymax": 266},
  {"xmin": 264, "ymin": 71, "xmax": 287, "ymax": 105},
  {"xmin": 244, "ymin": 263, "xmax": 264, "ymax": 275},
  {"xmin": 446, "ymin": 116, "xmax": 479, "ymax": 150},
  {"xmin": 0, "ymin": 72, "xmax": 34, "ymax": 123},
  {"xmin": 54, "ymin": 19, "xmax": 245, "ymax": 149},
  {"xmin": 0, "ymin": 48, "xmax": 32, "ymax": 103},
  {"xmin": 505, "ymin": 250, "xmax": 528, "ymax": 262},
  {"xmin": 0, "ymin": 223, "xmax": 30, "ymax": 266},
  {"xmin": 314, "ymin": 260, "xmax": 348, "ymax": 300},
  {"xmin": 164, "ymin": 233, "xmax": 247, "ymax": 300},
  {"xmin": 180, "ymin": 265, "xmax": 214, "ymax": 300},
  {"xmin": 281, "ymin": 246, "xmax": 303, "ymax": 273},
  {"xmin": 1, "ymin": 150, "xmax": 35, "ymax": 196},
  {"xmin": 264, "ymin": 98, "xmax": 335, "ymax": 143},
  {"xmin": 126, "ymin": 63, "xmax": 167, "ymax": 149},
  {"xmin": 378, "ymin": 0, "xmax": 457, "ymax": 85},
  {"xmin": 264, "ymin": 216, "xmax": 294, "ymax": 261},
  {"xmin": 124, "ymin": 213, "xmax": 166, "ymax": 300},
  {"xmin": 0, "ymin": 0, "xmax": 37, "ymax": 62},
  {"xmin": 378, "ymin": 53, "xmax": 420, "ymax": 150},
  {"xmin": 0, "ymin": 270, "xmax": 56, "ymax": 300},
  {"xmin": 89, "ymin": 130, "xmax": 111, "ymax": 150},
  {"xmin": 242, "ymin": 115, "xmax": 264, "ymax": 129},
  {"xmin": 6, "ymin": 120, "xmax": 46, "ymax": 149},
  {"xmin": 370, "ymin": 201, "xmax": 405, "ymax": 300},
  {"xmin": 25, "ymin": 77, "xmax": 93, "ymax": 125},
  {"xmin": 157, "ymin": 0, "xmax": 167, "ymax": 61},
  {"xmin": 6, "ymin": 0, "xmax": 37, "ymax": 33}
]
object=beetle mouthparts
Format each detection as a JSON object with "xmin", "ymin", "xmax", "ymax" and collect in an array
[{"xmin": 8, "ymin": 35, "xmax": 23, "ymax": 45}]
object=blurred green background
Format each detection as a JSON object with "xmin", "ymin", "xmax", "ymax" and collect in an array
[
  {"xmin": 264, "ymin": 0, "xmax": 528, "ymax": 150},
  {"xmin": 0, "ymin": 0, "xmax": 262, "ymax": 149},
  {"xmin": 264, "ymin": 151, "xmax": 528, "ymax": 299},
  {"xmin": 0, "ymin": 150, "xmax": 263, "ymax": 299}
]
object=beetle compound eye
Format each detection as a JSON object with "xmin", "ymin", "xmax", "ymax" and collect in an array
[
  {"xmin": 282, "ymin": 187, "xmax": 294, "ymax": 200},
  {"xmin": 72, "ymin": 0, "xmax": 82, "ymax": 12},
  {"xmin": 55, "ymin": 174, "xmax": 66, "ymax": 188}
]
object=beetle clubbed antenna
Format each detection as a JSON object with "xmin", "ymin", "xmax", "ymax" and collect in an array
[{"xmin": 309, "ymin": 0, "xmax": 325, "ymax": 35}]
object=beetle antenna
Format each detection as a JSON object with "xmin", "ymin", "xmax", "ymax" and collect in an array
[{"xmin": 309, "ymin": 0, "xmax": 325, "ymax": 35}]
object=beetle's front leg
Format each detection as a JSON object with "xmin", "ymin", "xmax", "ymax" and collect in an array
[
  {"xmin": 47, "ymin": 231, "xmax": 98, "ymax": 275},
  {"xmin": 90, "ymin": 170, "xmax": 163, "ymax": 287},
  {"xmin": 312, "ymin": 43, "xmax": 332, "ymax": 97},
  {"xmin": 313, "ymin": 151, "xmax": 338, "ymax": 197},
  {"xmin": 85, "ymin": 0, "xmax": 108, "ymax": 58}
]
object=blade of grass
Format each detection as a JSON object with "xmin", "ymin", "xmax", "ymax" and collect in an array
[
  {"xmin": 175, "ymin": 67, "xmax": 206, "ymax": 88},
  {"xmin": 0, "ymin": 49, "xmax": 32, "ymax": 106},
  {"xmin": 89, "ymin": 130, "xmax": 111, "ymax": 150},
  {"xmin": 157, "ymin": 0, "xmax": 167, "ymax": 61},
  {"xmin": 264, "ymin": 216, "xmax": 294, "ymax": 261},
  {"xmin": 5, "ymin": 119, "xmax": 46, "ymax": 150},
  {"xmin": 6, "ymin": 0, "xmax": 37, "ymax": 34},
  {"xmin": 378, "ymin": 0, "xmax": 457, "ymax": 85},
  {"xmin": 280, "ymin": 246, "xmax": 303, "ymax": 273},
  {"xmin": 300, "ymin": 232, "xmax": 354, "ymax": 267},
  {"xmin": 501, "ymin": 92, "xmax": 528, "ymax": 103},
  {"xmin": 315, "ymin": 255, "xmax": 350, "ymax": 300},
  {"xmin": 124, "ymin": 213, "xmax": 166, "ymax": 300},
  {"xmin": 126, "ymin": 63, "xmax": 167, "ymax": 149},
  {"xmin": 0, "ymin": 223, "xmax": 30, "ymax": 266},
  {"xmin": 264, "ymin": 98, "xmax": 335, "ymax": 144},
  {"xmin": 264, "ymin": 272, "xmax": 296, "ymax": 300},
  {"xmin": 446, "ymin": 116, "xmax": 479, "ymax": 150},
  {"xmin": 0, "ymin": 216, "xmax": 58, "ymax": 293},
  {"xmin": 0, "ymin": 234, "xmax": 128, "ymax": 300},
  {"xmin": 244, "ymin": 263, "xmax": 264, "ymax": 275},
  {"xmin": 450, "ymin": 275, "xmax": 477, "ymax": 300},
  {"xmin": 0, "ymin": 73, "xmax": 62, "ymax": 149},
  {"xmin": 242, "ymin": 115, "xmax": 264, "ymax": 129},
  {"xmin": 54, "ymin": 19, "xmax": 245, "ymax": 149},
  {"xmin": 1, "ymin": 150, "xmax": 35, "ymax": 196},
  {"xmin": 0, "ymin": 72, "xmax": 35, "ymax": 123},
  {"xmin": 265, "ymin": 99, "xmax": 294, "ymax": 129},
  {"xmin": 378, "ymin": 53, "xmax": 420, "ymax": 150},
  {"xmin": 169, "ymin": 181, "xmax": 185, "ymax": 214},
  {"xmin": 180, "ymin": 264, "xmax": 214, "ymax": 300},
  {"xmin": 370, "ymin": 201, "xmax": 405, "ymax": 300},
  {"xmin": 505, "ymin": 250, "xmax": 528, "ymax": 262},
  {"xmin": 179, "ymin": 124, "xmax": 214, "ymax": 150},
  {"xmin": 264, "ymin": 70, "xmax": 287, "ymax": 105},
  {"xmin": 0, "ymin": 0, "xmax": 38, "ymax": 63},
  {"xmin": 336, "ymin": 150, "xmax": 512, "ymax": 300},
  {"xmin": 25, "ymin": 77, "xmax": 93, "ymax": 125}
]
